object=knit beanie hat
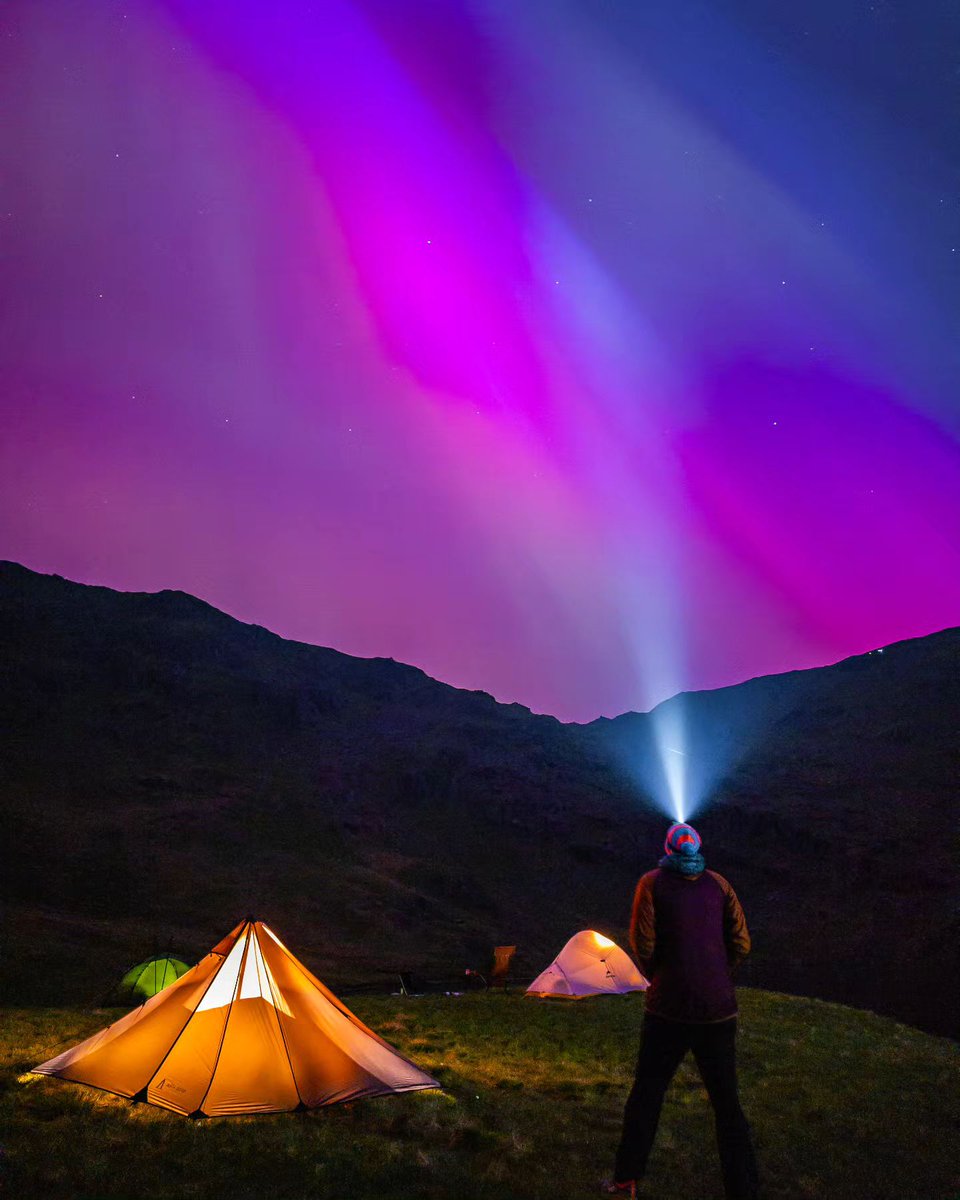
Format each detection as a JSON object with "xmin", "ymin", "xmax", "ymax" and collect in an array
[{"xmin": 663, "ymin": 822, "xmax": 702, "ymax": 858}]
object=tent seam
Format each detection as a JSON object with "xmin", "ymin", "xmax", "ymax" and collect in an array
[
  {"xmin": 193, "ymin": 923, "xmax": 251, "ymax": 1117},
  {"xmin": 255, "ymin": 924, "xmax": 305, "ymax": 1108}
]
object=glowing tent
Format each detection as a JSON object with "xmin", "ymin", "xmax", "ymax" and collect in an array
[
  {"xmin": 115, "ymin": 955, "xmax": 190, "ymax": 1004},
  {"xmin": 526, "ymin": 930, "xmax": 648, "ymax": 998},
  {"xmin": 34, "ymin": 919, "xmax": 440, "ymax": 1117}
]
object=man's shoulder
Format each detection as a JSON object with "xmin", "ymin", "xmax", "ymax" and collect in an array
[
  {"xmin": 633, "ymin": 869, "xmax": 662, "ymax": 895},
  {"xmin": 705, "ymin": 869, "xmax": 736, "ymax": 894}
]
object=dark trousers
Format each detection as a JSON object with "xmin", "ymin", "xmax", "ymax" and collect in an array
[{"xmin": 614, "ymin": 1014, "xmax": 759, "ymax": 1200}]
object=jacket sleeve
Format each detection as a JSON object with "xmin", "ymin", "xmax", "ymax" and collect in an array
[
  {"xmin": 629, "ymin": 873, "xmax": 657, "ymax": 976},
  {"xmin": 711, "ymin": 872, "xmax": 751, "ymax": 970}
]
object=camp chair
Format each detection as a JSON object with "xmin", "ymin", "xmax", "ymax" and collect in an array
[{"xmin": 490, "ymin": 945, "xmax": 517, "ymax": 987}]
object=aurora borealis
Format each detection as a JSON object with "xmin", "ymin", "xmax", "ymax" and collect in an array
[{"xmin": 2, "ymin": 0, "xmax": 958, "ymax": 721}]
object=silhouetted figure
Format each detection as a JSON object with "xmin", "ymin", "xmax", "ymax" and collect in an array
[{"xmin": 602, "ymin": 823, "xmax": 759, "ymax": 1199}]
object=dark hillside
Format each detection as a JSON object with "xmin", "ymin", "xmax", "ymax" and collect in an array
[
  {"xmin": 587, "ymin": 628, "xmax": 960, "ymax": 1036},
  {"xmin": 1, "ymin": 562, "xmax": 957, "ymax": 1037},
  {"xmin": 0, "ymin": 562, "xmax": 655, "ymax": 998}
]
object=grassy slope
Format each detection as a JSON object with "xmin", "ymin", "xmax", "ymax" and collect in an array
[{"xmin": 2, "ymin": 991, "xmax": 957, "ymax": 1200}]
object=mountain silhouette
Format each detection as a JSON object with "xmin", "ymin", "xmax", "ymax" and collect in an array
[{"xmin": 1, "ymin": 561, "xmax": 956, "ymax": 1037}]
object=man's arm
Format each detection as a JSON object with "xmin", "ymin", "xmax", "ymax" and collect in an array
[
  {"xmin": 709, "ymin": 872, "xmax": 751, "ymax": 971},
  {"xmin": 629, "ymin": 873, "xmax": 657, "ymax": 977}
]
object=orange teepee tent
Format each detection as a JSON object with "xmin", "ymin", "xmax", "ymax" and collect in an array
[{"xmin": 34, "ymin": 919, "xmax": 440, "ymax": 1117}]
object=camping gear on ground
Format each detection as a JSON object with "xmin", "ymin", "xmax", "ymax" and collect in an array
[
  {"xmin": 526, "ymin": 930, "xmax": 648, "ymax": 998},
  {"xmin": 398, "ymin": 971, "xmax": 420, "ymax": 996},
  {"xmin": 115, "ymin": 956, "xmax": 190, "ymax": 1004},
  {"xmin": 490, "ymin": 945, "xmax": 517, "ymax": 987},
  {"xmin": 34, "ymin": 918, "xmax": 440, "ymax": 1117}
]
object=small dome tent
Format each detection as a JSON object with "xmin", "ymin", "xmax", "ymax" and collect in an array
[
  {"xmin": 117, "ymin": 956, "xmax": 190, "ymax": 1004},
  {"xmin": 526, "ymin": 930, "xmax": 648, "ymax": 998},
  {"xmin": 35, "ymin": 919, "xmax": 440, "ymax": 1117}
]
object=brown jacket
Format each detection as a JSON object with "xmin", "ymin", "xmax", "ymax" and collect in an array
[{"xmin": 630, "ymin": 867, "xmax": 751, "ymax": 1023}]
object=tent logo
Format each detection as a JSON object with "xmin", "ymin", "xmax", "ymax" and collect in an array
[{"xmin": 158, "ymin": 1078, "xmax": 186, "ymax": 1094}]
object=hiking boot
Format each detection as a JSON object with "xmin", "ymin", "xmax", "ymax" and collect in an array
[{"xmin": 598, "ymin": 1180, "xmax": 637, "ymax": 1198}]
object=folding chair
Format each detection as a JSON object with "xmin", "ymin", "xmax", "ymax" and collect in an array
[{"xmin": 490, "ymin": 945, "xmax": 517, "ymax": 987}]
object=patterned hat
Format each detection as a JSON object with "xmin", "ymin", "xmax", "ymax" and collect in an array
[{"xmin": 664, "ymin": 823, "xmax": 702, "ymax": 857}]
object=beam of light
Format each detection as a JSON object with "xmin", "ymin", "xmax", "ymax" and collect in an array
[
  {"xmin": 651, "ymin": 701, "xmax": 687, "ymax": 825},
  {"xmin": 663, "ymin": 746, "xmax": 687, "ymax": 823}
]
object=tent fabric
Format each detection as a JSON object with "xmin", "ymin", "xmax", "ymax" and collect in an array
[
  {"xmin": 34, "ymin": 920, "xmax": 440, "ymax": 1117},
  {"xmin": 117, "ymin": 956, "xmax": 191, "ymax": 1004},
  {"xmin": 526, "ymin": 930, "xmax": 648, "ymax": 999}
]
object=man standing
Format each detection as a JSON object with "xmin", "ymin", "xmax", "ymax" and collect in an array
[{"xmin": 602, "ymin": 823, "xmax": 759, "ymax": 1199}]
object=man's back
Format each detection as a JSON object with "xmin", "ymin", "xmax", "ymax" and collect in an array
[{"xmin": 630, "ymin": 867, "xmax": 750, "ymax": 1023}]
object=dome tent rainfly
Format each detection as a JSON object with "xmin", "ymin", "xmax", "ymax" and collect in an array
[
  {"xmin": 526, "ymin": 930, "xmax": 648, "ymax": 998},
  {"xmin": 34, "ymin": 919, "xmax": 440, "ymax": 1117},
  {"xmin": 116, "ymin": 955, "xmax": 190, "ymax": 1004}
]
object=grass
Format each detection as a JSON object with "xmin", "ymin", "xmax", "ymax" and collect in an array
[{"xmin": 1, "ymin": 990, "xmax": 957, "ymax": 1199}]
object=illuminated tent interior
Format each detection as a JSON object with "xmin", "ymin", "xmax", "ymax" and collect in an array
[
  {"xmin": 525, "ymin": 930, "xmax": 648, "ymax": 999},
  {"xmin": 34, "ymin": 919, "xmax": 440, "ymax": 1117}
]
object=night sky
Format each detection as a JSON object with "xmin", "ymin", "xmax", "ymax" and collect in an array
[{"xmin": 2, "ymin": 0, "xmax": 958, "ymax": 721}]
